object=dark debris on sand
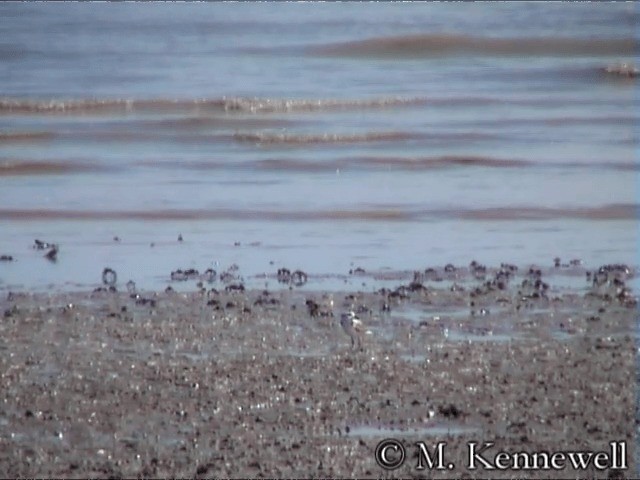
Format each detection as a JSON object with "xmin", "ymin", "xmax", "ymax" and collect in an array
[{"xmin": 0, "ymin": 261, "xmax": 636, "ymax": 478}]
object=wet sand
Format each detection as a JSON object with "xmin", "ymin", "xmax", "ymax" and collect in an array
[{"xmin": 0, "ymin": 265, "xmax": 637, "ymax": 478}]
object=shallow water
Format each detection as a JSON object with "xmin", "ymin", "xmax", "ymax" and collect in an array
[
  {"xmin": 344, "ymin": 423, "xmax": 481, "ymax": 438},
  {"xmin": 0, "ymin": 2, "xmax": 638, "ymax": 291}
]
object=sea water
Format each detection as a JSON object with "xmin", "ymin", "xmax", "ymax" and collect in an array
[{"xmin": 0, "ymin": 2, "xmax": 638, "ymax": 291}]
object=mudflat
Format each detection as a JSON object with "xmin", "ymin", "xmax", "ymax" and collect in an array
[{"xmin": 0, "ymin": 264, "xmax": 636, "ymax": 478}]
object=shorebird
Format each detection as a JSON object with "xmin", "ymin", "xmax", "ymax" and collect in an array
[
  {"xmin": 102, "ymin": 267, "xmax": 117, "ymax": 286},
  {"xmin": 44, "ymin": 245, "xmax": 58, "ymax": 262},
  {"xmin": 340, "ymin": 311, "xmax": 369, "ymax": 350}
]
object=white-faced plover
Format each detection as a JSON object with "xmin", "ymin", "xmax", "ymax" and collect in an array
[{"xmin": 340, "ymin": 311, "xmax": 370, "ymax": 350}]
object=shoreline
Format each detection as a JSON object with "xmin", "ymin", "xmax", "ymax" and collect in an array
[{"xmin": 0, "ymin": 267, "xmax": 637, "ymax": 478}]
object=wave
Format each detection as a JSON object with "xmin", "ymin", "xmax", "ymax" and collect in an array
[
  {"xmin": 61, "ymin": 130, "xmax": 231, "ymax": 145},
  {"xmin": 146, "ymin": 155, "xmax": 637, "ymax": 173},
  {"xmin": 456, "ymin": 114, "xmax": 638, "ymax": 128},
  {"xmin": 0, "ymin": 208, "xmax": 412, "ymax": 222},
  {"xmin": 0, "ymin": 96, "xmax": 434, "ymax": 115},
  {"xmin": 232, "ymin": 131, "xmax": 430, "ymax": 146},
  {"xmin": 248, "ymin": 155, "xmax": 530, "ymax": 170},
  {"xmin": 5, "ymin": 154, "xmax": 635, "ymax": 178},
  {"xmin": 1, "ymin": 94, "xmax": 631, "ymax": 118},
  {"xmin": 609, "ymin": 162, "xmax": 640, "ymax": 171},
  {"xmin": 452, "ymin": 204, "xmax": 639, "ymax": 221},
  {"xmin": 0, "ymin": 131, "xmax": 55, "ymax": 142},
  {"xmin": 1, "ymin": 129, "xmax": 229, "ymax": 146},
  {"xmin": 220, "ymin": 96, "xmax": 432, "ymax": 113},
  {"xmin": 149, "ymin": 156, "xmax": 512, "ymax": 172},
  {"xmin": 311, "ymin": 34, "xmax": 639, "ymax": 58},
  {"xmin": 0, "ymin": 98, "xmax": 225, "ymax": 115},
  {"xmin": 0, "ymin": 128, "xmax": 498, "ymax": 147},
  {"xmin": 144, "ymin": 116, "xmax": 301, "ymax": 130},
  {"xmin": 1, "ymin": 204, "xmax": 636, "ymax": 222},
  {"xmin": 0, "ymin": 159, "xmax": 109, "ymax": 176}
]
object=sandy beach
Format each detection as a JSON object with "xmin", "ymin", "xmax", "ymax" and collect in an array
[{"xmin": 0, "ymin": 263, "xmax": 636, "ymax": 478}]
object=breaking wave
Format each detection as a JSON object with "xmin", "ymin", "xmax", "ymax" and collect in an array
[
  {"xmin": 1, "ymin": 93, "xmax": 631, "ymax": 118},
  {"xmin": 0, "ymin": 96, "xmax": 433, "ymax": 115},
  {"xmin": 233, "ymin": 131, "xmax": 427, "ymax": 145}
]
